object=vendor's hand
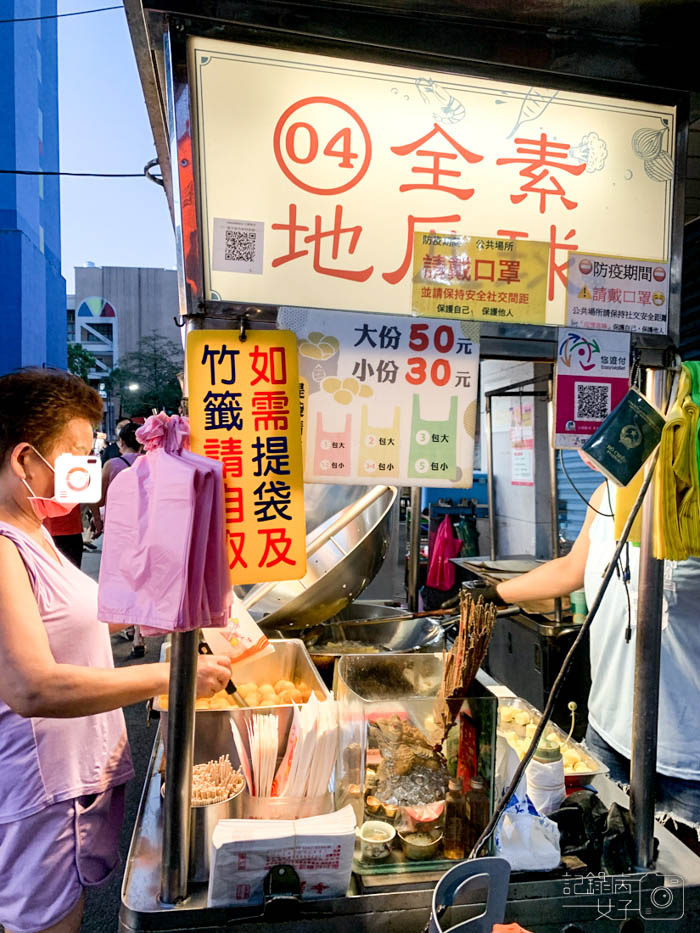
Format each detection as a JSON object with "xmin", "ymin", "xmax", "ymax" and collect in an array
[
  {"xmin": 461, "ymin": 580, "xmax": 504, "ymax": 605},
  {"xmin": 195, "ymin": 654, "xmax": 232, "ymax": 698}
]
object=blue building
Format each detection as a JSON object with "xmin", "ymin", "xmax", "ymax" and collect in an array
[{"xmin": 0, "ymin": 0, "xmax": 66, "ymax": 373}]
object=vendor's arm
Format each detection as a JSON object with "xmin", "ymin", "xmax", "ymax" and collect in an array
[
  {"xmin": 0, "ymin": 536, "xmax": 232, "ymax": 718},
  {"xmin": 495, "ymin": 483, "xmax": 606, "ymax": 604}
]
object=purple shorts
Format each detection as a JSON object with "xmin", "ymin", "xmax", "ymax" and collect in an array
[{"xmin": 0, "ymin": 784, "xmax": 126, "ymax": 933}]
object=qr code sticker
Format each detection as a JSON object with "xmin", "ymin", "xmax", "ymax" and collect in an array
[
  {"xmin": 212, "ymin": 218, "xmax": 264, "ymax": 274},
  {"xmin": 225, "ymin": 228, "xmax": 256, "ymax": 264},
  {"xmin": 574, "ymin": 382, "xmax": 611, "ymax": 421}
]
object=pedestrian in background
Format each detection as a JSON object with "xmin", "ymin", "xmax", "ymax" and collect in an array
[
  {"xmin": 100, "ymin": 418, "xmax": 131, "ymax": 465},
  {"xmin": 45, "ymin": 504, "xmax": 85, "ymax": 569}
]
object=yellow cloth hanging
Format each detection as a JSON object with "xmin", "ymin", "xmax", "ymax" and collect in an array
[
  {"xmin": 653, "ymin": 365, "xmax": 700, "ymax": 559},
  {"xmin": 614, "ymin": 468, "xmax": 644, "ymax": 545}
]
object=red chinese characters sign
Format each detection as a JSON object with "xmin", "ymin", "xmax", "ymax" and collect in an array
[
  {"xmin": 187, "ymin": 330, "xmax": 306, "ymax": 584},
  {"xmin": 190, "ymin": 39, "xmax": 675, "ymax": 331}
]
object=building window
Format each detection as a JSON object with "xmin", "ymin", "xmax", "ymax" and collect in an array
[
  {"xmin": 38, "ymin": 109, "xmax": 43, "ymax": 143},
  {"xmin": 38, "ymin": 173, "xmax": 44, "ymax": 199},
  {"xmin": 39, "ymin": 225, "xmax": 44, "ymax": 255},
  {"xmin": 36, "ymin": 47, "xmax": 42, "ymax": 80}
]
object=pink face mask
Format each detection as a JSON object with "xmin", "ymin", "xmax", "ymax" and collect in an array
[{"xmin": 21, "ymin": 447, "xmax": 77, "ymax": 520}]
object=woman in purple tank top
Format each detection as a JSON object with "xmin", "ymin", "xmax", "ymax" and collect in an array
[{"xmin": 0, "ymin": 369, "xmax": 232, "ymax": 933}]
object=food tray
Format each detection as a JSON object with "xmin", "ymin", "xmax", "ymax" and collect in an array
[
  {"xmin": 497, "ymin": 696, "xmax": 608, "ymax": 785},
  {"xmin": 155, "ymin": 639, "xmax": 330, "ymax": 712},
  {"xmin": 156, "ymin": 640, "xmax": 332, "ymax": 767}
]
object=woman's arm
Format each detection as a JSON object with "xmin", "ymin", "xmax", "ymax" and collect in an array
[
  {"xmin": 0, "ymin": 536, "xmax": 231, "ymax": 718},
  {"xmin": 496, "ymin": 482, "xmax": 606, "ymax": 604}
]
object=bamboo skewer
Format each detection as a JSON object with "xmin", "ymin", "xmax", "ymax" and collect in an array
[
  {"xmin": 191, "ymin": 754, "xmax": 245, "ymax": 807},
  {"xmin": 434, "ymin": 592, "xmax": 497, "ymax": 740}
]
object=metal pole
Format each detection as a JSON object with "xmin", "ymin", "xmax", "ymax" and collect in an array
[
  {"xmin": 630, "ymin": 368, "xmax": 666, "ymax": 869},
  {"xmin": 548, "ymin": 379, "xmax": 562, "ymax": 623},
  {"xmin": 159, "ymin": 25, "xmax": 201, "ymax": 904},
  {"xmin": 160, "ymin": 629, "xmax": 198, "ymax": 904},
  {"xmin": 486, "ymin": 398, "xmax": 496, "ymax": 560},
  {"xmin": 407, "ymin": 486, "xmax": 422, "ymax": 612}
]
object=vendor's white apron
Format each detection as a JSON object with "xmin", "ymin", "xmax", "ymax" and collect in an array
[{"xmin": 584, "ymin": 485, "xmax": 700, "ymax": 780}]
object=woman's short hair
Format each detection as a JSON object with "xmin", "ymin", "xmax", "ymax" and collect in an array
[
  {"xmin": 117, "ymin": 421, "xmax": 141, "ymax": 452},
  {"xmin": 0, "ymin": 368, "xmax": 103, "ymax": 464}
]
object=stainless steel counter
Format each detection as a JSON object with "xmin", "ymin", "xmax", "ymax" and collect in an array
[{"xmin": 120, "ymin": 728, "xmax": 700, "ymax": 932}]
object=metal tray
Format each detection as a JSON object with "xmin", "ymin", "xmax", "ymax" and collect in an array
[
  {"xmin": 155, "ymin": 640, "xmax": 330, "ymax": 765},
  {"xmin": 497, "ymin": 696, "xmax": 608, "ymax": 785},
  {"xmin": 155, "ymin": 639, "xmax": 329, "ymax": 712}
]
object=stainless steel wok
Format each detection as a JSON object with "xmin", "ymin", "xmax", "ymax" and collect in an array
[{"xmin": 243, "ymin": 486, "xmax": 397, "ymax": 631}]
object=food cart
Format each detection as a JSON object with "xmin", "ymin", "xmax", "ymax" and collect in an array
[{"xmin": 120, "ymin": 1, "xmax": 700, "ymax": 928}]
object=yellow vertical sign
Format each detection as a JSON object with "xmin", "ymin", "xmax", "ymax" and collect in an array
[{"xmin": 187, "ymin": 329, "xmax": 306, "ymax": 584}]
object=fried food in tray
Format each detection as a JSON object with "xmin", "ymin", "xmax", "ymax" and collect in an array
[
  {"xmin": 158, "ymin": 678, "xmax": 322, "ymax": 711},
  {"xmin": 498, "ymin": 699, "xmax": 607, "ymax": 782}
]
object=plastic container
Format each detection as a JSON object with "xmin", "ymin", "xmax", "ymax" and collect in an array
[
  {"xmin": 526, "ymin": 740, "xmax": 566, "ymax": 815},
  {"xmin": 570, "ymin": 589, "xmax": 588, "ymax": 624},
  {"xmin": 241, "ymin": 792, "xmax": 334, "ymax": 820},
  {"xmin": 443, "ymin": 778, "xmax": 466, "ymax": 860}
]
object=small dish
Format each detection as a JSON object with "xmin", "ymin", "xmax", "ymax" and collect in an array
[
  {"xmin": 398, "ymin": 828, "xmax": 442, "ymax": 861},
  {"xmin": 358, "ymin": 820, "xmax": 396, "ymax": 861}
]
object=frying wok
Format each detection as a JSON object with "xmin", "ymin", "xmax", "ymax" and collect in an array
[{"xmin": 244, "ymin": 486, "xmax": 397, "ymax": 631}]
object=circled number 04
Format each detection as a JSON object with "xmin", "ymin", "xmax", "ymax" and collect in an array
[
  {"xmin": 405, "ymin": 357, "xmax": 451, "ymax": 387},
  {"xmin": 286, "ymin": 124, "xmax": 358, "ymax": 169}
]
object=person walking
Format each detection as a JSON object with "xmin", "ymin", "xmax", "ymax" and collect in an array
[
  {"xmin": 44, "ymin": 504, "xmax": 85, "ymax": 569},
  {"xmin": 0, "ymin": 368, "xmax": 232, "ymax": 933},
  {"xmin": 100, "ymin": 419, "xmax": 131, "ymax": 464}
]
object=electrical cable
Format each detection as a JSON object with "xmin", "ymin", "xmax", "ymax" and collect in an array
[
  {"xmin": 606, "ymin": 481, "xmax": 633, "ymax": 643},
  {"xmin": 0, "ymin": 5, "xmax": 121, "ymax": 25},
  {"xmin": 468, "ymin": 446, "xmax": 661, "ymax": 859},
  {"xmin": 558, "ymin": 448, "xmax": 613, "ymax": 517},
  {"xmin": 0, "ymin": 170, "xmax": 144, "ymax": 178}
]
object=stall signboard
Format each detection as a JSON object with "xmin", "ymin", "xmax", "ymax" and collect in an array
[
  {"xmin": 566, "ymin": 254, "xmax": 670, "ymax": 334},
  {"xmin": 411, "ymin": 232, "xmax": 548, "ymax": 323},
  {"xmin": 277, "ymin": 307, "xmax": 479, "ymax": 487},
  {"xmin": 187, "ymin": 330, "xmax": 306, "ymax": 584},
  {"xmin": 554, "ymin": 327, "xmax": 631, "ymax": 448},
  {"xmin": 510, "ymin": 402, "xmax": 534, "ymax": 486},
  {"xmin": 189, "ymin": 37, "xmax": 675, "ymax": 330}
]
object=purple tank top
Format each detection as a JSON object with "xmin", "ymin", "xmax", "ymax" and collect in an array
[{"xmin": 0, "ymin": 522, "xmax": 133, "ymax": 823}]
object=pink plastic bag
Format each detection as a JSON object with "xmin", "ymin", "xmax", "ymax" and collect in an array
[
  {"xmin": 426, "ymin": 515, "xmax": 462, "ymax": 591},
  {"xmin": 97, "ymin": 414, "xmax": 231, "ymax": 632}
]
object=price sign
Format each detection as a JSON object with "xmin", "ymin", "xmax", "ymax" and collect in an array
[{"xmin": 279, "ymin": 308, "xmax": 480, "ymax": 487}]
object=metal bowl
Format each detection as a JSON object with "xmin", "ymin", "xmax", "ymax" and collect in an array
[
  {"xmin": 244, "ymin": 486, "xmax": 398, "ymax": 631},
  {"xmin": 398, "ymin": 829, "xmax": 443, "ymax": 861},
  {"xmin": 304, "ymin": 602, "xmax": 446, "ymax": 683}
]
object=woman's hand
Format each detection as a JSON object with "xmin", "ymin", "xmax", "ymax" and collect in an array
[{"xmin": 195, "ymin": 654, "xmax": 232, "ymax": 698}]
